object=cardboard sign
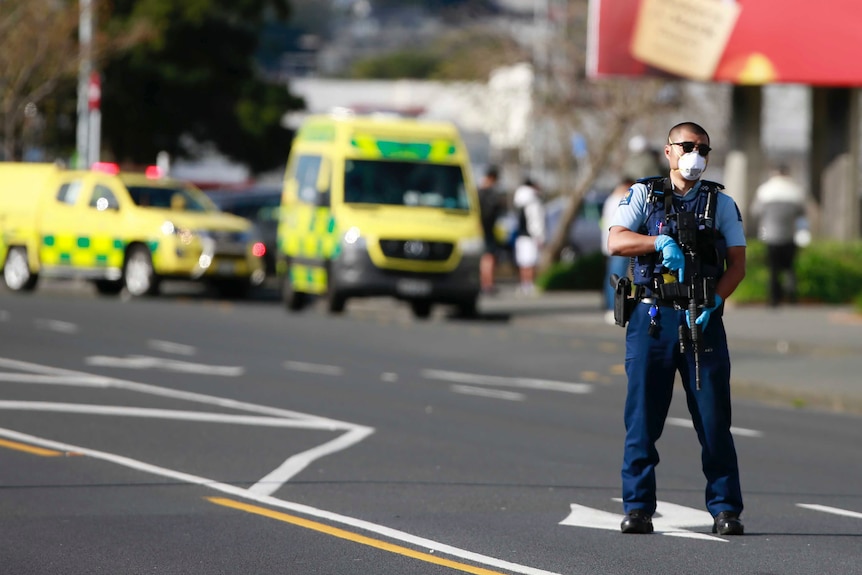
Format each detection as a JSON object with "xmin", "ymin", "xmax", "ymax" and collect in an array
[{"xmin": 630, "ymin": 0, "xmax": 741, "ymax": 81}]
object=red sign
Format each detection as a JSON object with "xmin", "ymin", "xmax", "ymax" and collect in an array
[
  {"xmin": 87, "ymin": 72, "xmax": 101, "ymax": 111},
  {"xmin": 588, "ymin": 0, "xmax": 862, "ymax": 86}
]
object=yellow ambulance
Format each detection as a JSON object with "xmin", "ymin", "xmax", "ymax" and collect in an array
[
  {"xmin": 0, "ymin": 162, "xmax": 266, "ymax": 297},
  {"xmin": 278, "ymin": 113, "xmax": 484, "ymax": 318}
]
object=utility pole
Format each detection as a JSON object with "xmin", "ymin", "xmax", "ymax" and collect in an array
[{"xmin": 76, "ymin": 0, "xmax": 97, "ymax": 168}]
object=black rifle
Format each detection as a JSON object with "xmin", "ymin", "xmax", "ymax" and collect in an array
[{"xmin": 656, "ymin": 210, "xmax": 715, "ymax": 390}]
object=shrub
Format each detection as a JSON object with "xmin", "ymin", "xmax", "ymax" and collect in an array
[
  {"xmin": 541, "ymin": 240, "xmax": 862, "ymax": 306},
  {"xmin": 731, "ymin": 240, "xmax": 862, "ymax": 304},
  {"xmin": 538, "ymin": 252, "xmax": 606, "ymax": 291}
]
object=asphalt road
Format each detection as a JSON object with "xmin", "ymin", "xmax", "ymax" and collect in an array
[{"xmin": 1, "ymin": 285, "xmax": 860, "ymax": 575}]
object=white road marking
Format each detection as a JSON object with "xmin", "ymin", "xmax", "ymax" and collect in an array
[
  {"xmin": 0, "ymin": 401, "xmax": 345, "ymax": 429},
  {"xmin": 797, "ymin": 503, "xmax": 862, "ymax": 519},
  {"xmin": 86, "ymin": 355, "xmax": 243, "ymax": 376},
  {"xmin": 450, "ymin": 385, "xmax": 525, "ymax": 401},
  {"xmin": 148, "ymin": 340, "xmax": 196, "ymax": 356},
  {"xmin": 249, "ymin": 426, "xmax": 375, "ymax": 496},
  {"xmin": 0, "ymin": 427, "xmax": 564, "ymax": 575},
  {"xmin": 0, "ymin": 356, "xmax": 369, "ymax": 487},
  {"xmin": 422, "ymin": 369, "xmax": 591, "ymax": 394},
  {"xmin": 35, "ymin": 319, "xmax": 79, "ymax": 334},
  {"xmin": 0, "ymin": 373, "xmax": 112, "ymax": 386},
  {"xmin": 283, "ymin": 360, "xmax": 344, "ymax": 376},
  {"xmin": 666, "ymin": 416, "xmax": 763, "ymax": 438},
  {"xmin": 561, "ymin": 499, "xmax": 725, "ymax": 542},
  {"xmin": 381, "ymin": 372, "xmax": 399, "ymax": 382}
]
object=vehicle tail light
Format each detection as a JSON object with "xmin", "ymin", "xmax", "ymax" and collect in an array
[
  {"xmin": 92, "ymin": 162, "xmax": 120, "ymax": 175},
  {"xmin": 252, "ymin": 242, "xmax": 266, "ymax": 257}
]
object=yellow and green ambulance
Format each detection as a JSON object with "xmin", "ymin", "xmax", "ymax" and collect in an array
[
  {"xmin": 278, "ymin": 113, "xmax": 484, "ymax": 318},
  {"xmin": 0, "ymin": 162, "xmax": 265, "ymax": 297}
]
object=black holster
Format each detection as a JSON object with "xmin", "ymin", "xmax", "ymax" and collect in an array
[{"xmin": 612, "ymin": 275, "xmax": 636, "ymax": 327}]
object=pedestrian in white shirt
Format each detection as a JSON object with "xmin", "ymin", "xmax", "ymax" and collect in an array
[{"xmin": 512, "ymin": 178, "xmax": 545, "ymax": 295}]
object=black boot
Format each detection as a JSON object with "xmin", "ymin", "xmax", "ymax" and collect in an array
[
  {"xmin": 620, "ymin": 509, "xmax": 654, "ymax": 534},
  {"xmin": 712, "ymin": 511, "xmax": 744, "ymax": 535}
]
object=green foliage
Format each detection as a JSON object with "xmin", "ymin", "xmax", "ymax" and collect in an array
[
  {"xmin": 537, "ymin": 252, "xmax": 606, "ymax": 291},
  {"xmin": 540, "ymin": 240, "xmax": 862, "ymax": 306},
  {"xmin": 349, "ymin": 51, "xmax": 440, "ymax": 80},
  {"xmin": 735, "ymin": 240, "xmax": 862, "ymax": 304},
  {"xmin": 101, "ymin": 0, "xmax": 303, "ymax": 175},
  {"xmin": 347, "ymin": 28, "xmax": 525, "ymax": 81}
]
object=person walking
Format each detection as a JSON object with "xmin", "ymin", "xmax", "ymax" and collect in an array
[
  {"xmin": 477, "ymin": 166, "xmax": 504, "ymax": 294},
  {"xmin": 512, "ymin": 178, "xmax": 545, "ymax": 295},
  {"xmin": 750, "ymin": 164, "xmax": 807, "ymax": 307},
  {"xmin": 607, "ymin": 121, "xmax": 747, "ymax": 536},
  {"xmin": 602, "ymin": 178, "xmax": 634, "ymax": 324}
]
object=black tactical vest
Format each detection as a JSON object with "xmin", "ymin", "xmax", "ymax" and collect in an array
[{"xmin": 631, "ymin": 177, "xmax": 728, "ymax": 291}]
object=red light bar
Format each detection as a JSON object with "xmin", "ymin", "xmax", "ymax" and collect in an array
[
  {"xmin": 91, "ymin": 162, "xmax": 120, "ymax": 175},
  {"xmin": 145, "ymin": 165, "xmax": 163, "ymax": 179}
]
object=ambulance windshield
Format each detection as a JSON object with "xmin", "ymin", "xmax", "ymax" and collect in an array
[
  {"xmin": 343, "ymin": 160, "xmax": 470, "ymax": 210},
  {"xmin": 127, "ymin": 185, "xmax": 214, "ymax": 212}
]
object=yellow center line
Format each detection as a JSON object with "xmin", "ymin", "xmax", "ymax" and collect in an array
[
  {"xmin": 0, "ymin": 438, "xmax": 64, "ymax": 457},
  {"xmin": 207, "ymin": 497, "xmax": 510, "ymax": 575}
]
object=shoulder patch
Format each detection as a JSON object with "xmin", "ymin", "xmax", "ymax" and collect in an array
[{"xmin": 619, "ymin": 187, "xmax": 634, "ymax": 206}]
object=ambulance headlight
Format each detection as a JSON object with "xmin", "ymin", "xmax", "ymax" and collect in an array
[
  {"xmin": 458, "ymin": 236, "xmax": 484, "ymax": 256},
  {"xmin": 342, "ymin": 226, "xmax": 364, "ymax": 247}
]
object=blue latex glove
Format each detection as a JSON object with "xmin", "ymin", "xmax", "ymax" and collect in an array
[
  {"xmin": 654, "ymin": 235, "xmax": 685, "ymax": 282},
  {"xmin": 688, "ymin": 294, "xmax": 723, "ymax": 331}
]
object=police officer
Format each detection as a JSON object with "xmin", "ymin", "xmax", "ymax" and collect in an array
[{"xmin": 607, "ymin": 122, "xmax": 747, "ymax": 536}]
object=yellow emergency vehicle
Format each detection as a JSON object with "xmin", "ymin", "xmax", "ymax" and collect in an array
[
  {"xmin": 0, "ymin": 162, "xmax": 266, "ymax": 297},
  {"xmin": 278, "ymin": 113, "xmax": 484, "ymax": 318}
]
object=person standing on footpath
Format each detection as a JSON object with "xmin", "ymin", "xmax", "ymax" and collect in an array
[
  {"xmin": 477, "ymin": 166, "xmax": 505, "ymax": 295},
  {"xmin": 607, "ymin": 122, "xmax": 748, "ymax": 536},
  {"xmin": 512, "ymin": 178, "xmax": 545, "ymax": 295},
  {"xmin": 750, "ymin": 164, "xmax": 807, "ymax": 307}
]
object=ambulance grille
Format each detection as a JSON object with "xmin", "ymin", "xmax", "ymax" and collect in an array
[
  {"xmin": 379, "ymin": 239, "xmax": 453, "ymax": 261},
  {"xmin": 210, "ymin": 231, "xmax": 249, "ymax": 256}
]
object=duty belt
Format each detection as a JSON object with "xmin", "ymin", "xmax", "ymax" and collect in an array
[{"xmin": 639, "ymin": 297, "xmax": 677, "ymax": 307}]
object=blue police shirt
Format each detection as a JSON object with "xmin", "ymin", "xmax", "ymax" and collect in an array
[{"xmin": 610, "ymin": 181, "xmax": 747, "ymax": 247}]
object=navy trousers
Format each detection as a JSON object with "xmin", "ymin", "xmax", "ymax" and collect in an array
[{"xmin": 621, "ymin": 301, "xmax": 743, "ymax": 517}]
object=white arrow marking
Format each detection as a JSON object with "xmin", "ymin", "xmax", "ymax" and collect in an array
[
  {"xmin": 667, "ymin": 416, "xmax": 763, "ymax": 438},
  {"xmin": 797, "ymin": 503, "xmax": 862, "ymax": 519},
  {"xmin": 422, "ymin": 369, "xmax": 591, "ymax": 394},
  {"xmin": 561, "ymin": 500, "xmax": 726, "ymax": 542},
  {"xmin": 86, "ymin": 355, "xmax": 243, "ymax": 376}
]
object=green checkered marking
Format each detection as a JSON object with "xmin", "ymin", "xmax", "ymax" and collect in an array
[{"xmin": 77, "ymin": 237, "xmax": 90, "ymax": 248}]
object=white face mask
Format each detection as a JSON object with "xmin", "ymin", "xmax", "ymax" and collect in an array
[{"xmin": 677, "ymin": 151, "xmax": 706, "ymax": 181}]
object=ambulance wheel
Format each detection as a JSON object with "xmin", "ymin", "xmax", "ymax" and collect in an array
[
  {"xmin": 94, "ymin": 279, "xmax": 124, "ymax": 296},
  {"xmin": 124, "ymin": 245, "xmax": 159, "ymax": 297},
  {"xmin": 281, "ymin": 265, "xmax": 308, "ymax": 311},
  {"xmin": 324, "ymin": 262, "xmax": 346, "ymax": 314},
  {"xmin": 326, "ymin": 289, "xmax": 346, "ymax": 314},
  {"xmin": 410, "ymin": 300, "xmax": 433, "ymax": 320},
  {"xmin": 3, "ymin": 247, "xmax": 38, "ymax": 292},
  {"xmin": 454, "ymin": 297, "xmax": 478, "ymax": 318}
]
